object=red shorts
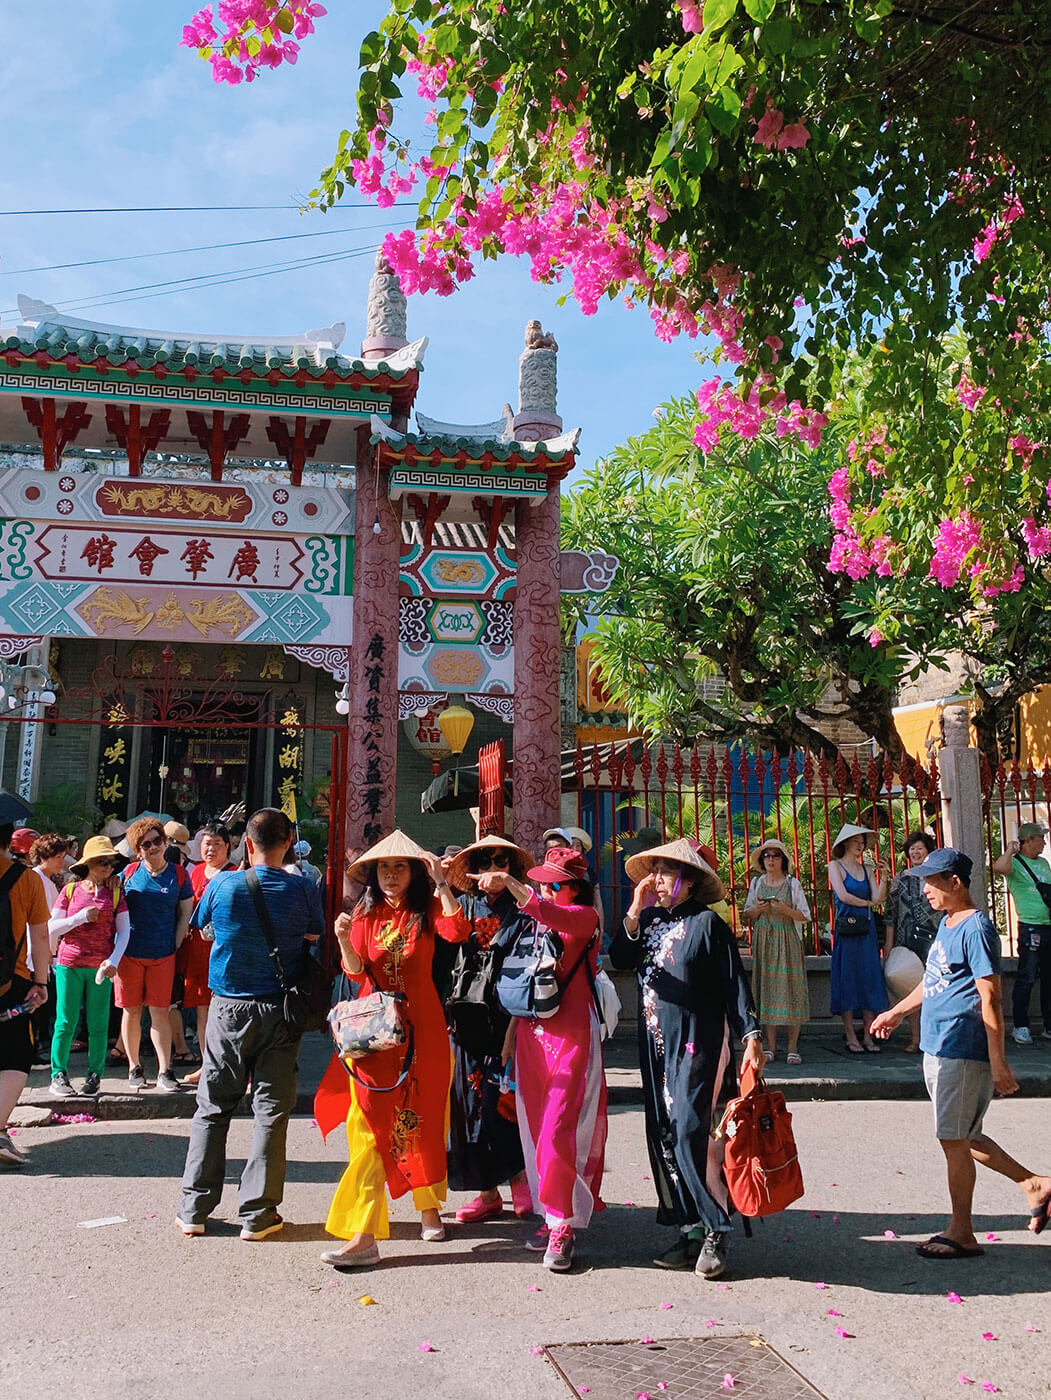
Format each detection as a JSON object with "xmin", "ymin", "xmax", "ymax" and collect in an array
[
  {"xmin": 114, "ymin": 954, "xmax": 176, "ymax": 1010},
  {"xmin": 176, "ymin": 929, "xmax": 213, "ymax": 1009}
]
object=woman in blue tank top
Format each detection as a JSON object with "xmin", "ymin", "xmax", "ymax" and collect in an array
[{"xmin": 828, "ymin": 824, "xmax": 888, "ymax": 1052}]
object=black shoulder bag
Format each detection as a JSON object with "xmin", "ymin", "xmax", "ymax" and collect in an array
[
  {"xmin": 1014, "ymin": 856, "xmax": 1051, "ymax": 914},
  {"xmin": 245, "ymin": 867, "xmax": 333, "ymax": 1034},
  {"xmin": 831, "ymin": 862, "xmax": 872, "ymax": 939}
]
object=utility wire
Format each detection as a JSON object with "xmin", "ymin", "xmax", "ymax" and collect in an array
[
  {"xmin": 1, "ymin": 243, "xmax": 382, "ymax": 322},
  {"xmin": 0, "ymin": 203, "xmax": 415, "ymax": 216},
  {"xmin": 0, "ymin": 220, "xmax": 415, "ymax": 278}
]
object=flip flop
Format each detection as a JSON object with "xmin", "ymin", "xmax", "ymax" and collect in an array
[
  {"xmin": 916, "ymin": 1235, "xmax": 984, "ymax": 1260},
  {"xmin": 1029, "ymin": 1196, "xmax": 1051, "ymax": 1235}
]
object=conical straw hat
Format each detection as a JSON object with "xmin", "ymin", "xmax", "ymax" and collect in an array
[
  {"xmin": 830, "ymin": 823, "xmax": 875, "ymax": 856},
  {"xmin": 624, "ymin": 837, "xmax": 725, "ymax": 901},
  {"xmin": 445, "ymin": 834, "xmax": 535, "ymax": 893},
  {"xmin": 346, "ymin": 829, "xmax": 432, "ymax": 884}
]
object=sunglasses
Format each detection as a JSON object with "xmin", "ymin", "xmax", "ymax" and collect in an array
[
  {"xmin": 89, "ymin": 857, "xmax": 115, "ymax": 867},
  {"xmin": 138, "ymin": 835, "xmax": 164, "ymax": 851},
  {"xmin": 477, "ymin": 852, "xmax": 511, "ymax": 869}
]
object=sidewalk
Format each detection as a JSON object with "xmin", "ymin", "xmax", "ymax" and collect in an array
[{"xmin": 14, "ymin": 1020, "xmax": 1051, "ymax": 1124}]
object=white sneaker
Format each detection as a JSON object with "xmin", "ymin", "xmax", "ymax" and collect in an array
[
  {"xmin": 240, "ymin": 1216, "xmax": 284, "ymax": 1241},
  {"xmin": 175, "ymin": 1217, "xmax": 204, "ymax": 1236},
  {"xmin": 0, "ymin": 1131, "xmax": 26, "ymax": 1166},
  {"xmin": 1013, "ymin": 1027, "xmax": 1034, "ymax": 1046}
]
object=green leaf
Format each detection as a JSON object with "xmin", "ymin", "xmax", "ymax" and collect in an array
[
  {"xmin": 704, "ymin": 0, "xmax": 740, "ymax": 33},
  {"xmin": 274, "ymin": 7, "xmax": 294, "ymax": 33},
  {"xmin": 743, "ymin": 0, "xmax": 776, "ymax": 20},
  {"xmin": 760, "ymin": 17, "xmax": 794, "ymax": 52}
]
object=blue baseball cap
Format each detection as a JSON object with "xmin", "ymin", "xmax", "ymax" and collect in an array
[{"xmin": 903, "ymin": 846, "xmax": 973, "ymax": 884}]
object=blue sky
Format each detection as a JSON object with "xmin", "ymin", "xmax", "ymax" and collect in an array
[{"xmin": 0, "ymin": 2, "xmax": 712, "ymax": 482}]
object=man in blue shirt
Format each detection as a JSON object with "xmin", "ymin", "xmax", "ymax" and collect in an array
[
  {"xmin": 873, "ymin": 848, "xmax": 1051, "ymax": 1255},
  {"xmin": 176, "ymin": 807, "xmax": 325, "ymax": 1241}
]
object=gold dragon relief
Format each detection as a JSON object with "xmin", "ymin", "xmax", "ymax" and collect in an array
[
  {"xmin": 433, "ymin": 557, "xmax": 486, "ymax": 586},
  {"xmin": 78, "ymin": 588, "xmax": 255, "ymax": 639},
  {"xmin": 98, "ymin": 482, "xmax": 252, "ymax": 522}
]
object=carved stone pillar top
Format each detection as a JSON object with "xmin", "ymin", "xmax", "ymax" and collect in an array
[
  {"xmin": 941, "ymin": 703, "xmax": 972, "ymax": 750},
  {"xmin": 513, "ymin": 320, "xmax": 562, "ymax": 441},
  {"xmin": 361, "ymin": 250, "xmax": 409, "ymax": 362}
]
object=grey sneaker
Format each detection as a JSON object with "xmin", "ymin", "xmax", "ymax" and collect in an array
[
  {"xmin": 0, "ymin": 1130, "xmax": 26, "ymax": 1166},
  {"xmin": 543, "ymin": 1224, "xmax": 575, "ymax": 1272},
  {"xmin": 82, "ymin": 1072, "xmax": 101, "ymax": 1096},
  {"xmin": 156, "ymin": 1070, "xmax": 183, "ymax": 1093},
  {"xmin": 128, "ymin": 1065, "xmax": 147, "ymax": 1090},
  {"xmin": 1013, "ymin": 1027, "xmax": 1034, "ymax": 1046},
  {"xmin": 654, "ymin": 1233, "xmax": 703, "ymax": 1270},
  {"xmin": 696, "ymin": 1230, "xmax": 730, "ymax": 1279},
  {"xmin": 49, "ymin": 1071, "xmax": 76, "ymax": 1098}
]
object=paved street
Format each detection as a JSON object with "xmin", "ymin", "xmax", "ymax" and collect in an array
[{"xmin": 2, "ymin": 1099, "xmax": 1049, "ymax": 1400}]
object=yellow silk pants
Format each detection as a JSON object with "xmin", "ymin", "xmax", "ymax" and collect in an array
[{"xmin": 325, "ymin": 1080, "xmax": 448, "ymax": 1240}]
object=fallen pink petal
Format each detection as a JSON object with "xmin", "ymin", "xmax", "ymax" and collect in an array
[
  {"xmin": 418, "ymin": 1343, "xmax": 436, "ymax": 1353},
  {"xmin": 814, "ymin": 1282, "xmax": 829, "ymax": 1290},
  {"xmin": 528, "ymin": 1284, "xmax": 540, "ymax": 1292},
  {"xmin": 947, "ymin": 1292, "xmax": 964, "ymax": 1304},
  {"xmin": 832, "ymin": 1214, "xmax": 841, "ymax": 1223},
  {"xmin": 658, "ymin": 1386, "xmax": 669, "ymax": 1393},
  {"xmin": 722, "ymin": 1377, "xmax": 736, "ymax": 1391},
  {"xmin": 958, "ymin": 1378, "xmax": 974, "ymax": 1387},
  {"xmin": 835, "ymin": 1327, "xmax": 855, "ymax": 1340},
  {"xmin": 639, "ymin": 1337, "xmax": 654, "ymax": 1345},
  {"xmin": 530, "ymin": 1347, "xmax": 544, "ymax": 1356},
  {"xmin": 1024, "ymin": 1323, "xmax": 1038, "ymax": 1332},
  {"xmin": 827, "ymin": 1309, "xmax": 844, "ymax": 1317},
  {"xmin": 716, "ymin": 1283, "xmax": 732, "ymax": 1291},
  {"xmin": 704, "ymin": 1319, "xmax": 718, "ymax": 1328},
  {"xmin": 659, "ymin": 1302, "xmax": 673, "ymax": 1310},
  {"xmin": 883, "ymin": 1229, "xmax": 897, "ymax": 1239},
  {"xmin": 981, "ymin": 1384, "xmax": 1000, "ymax": 1394},
  {"xmin": 985, "ymin": 1233, "xmax": 1000, "ymax": 1242},
  {"xmin": 981, "ymin": 1333, "xmax": 996, "ymax": 1341}
]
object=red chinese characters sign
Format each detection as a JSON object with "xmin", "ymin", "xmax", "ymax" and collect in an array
[{"xmin": 34, "ymin": 524, "xmax": 304, "ymax": 590}]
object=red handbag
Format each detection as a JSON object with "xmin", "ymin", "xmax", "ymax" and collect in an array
[{"xmin": 715, "ymin": 1064, "xmax": 804, "ymax": 1217}]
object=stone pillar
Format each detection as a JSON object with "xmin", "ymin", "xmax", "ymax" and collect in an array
[
  {"xmin": 512, "ymin": 321, "xmax": 562, "ymax": 441},
  {"xmin": 361, "ymin": 250, "xmax": 408, "ymax": 363},
  {"xmin": 512, "ymin": 486, "xmax": 563, "ymax": 857},
  {"xmin": 345, "ymin": 427, "xmax": 402, "ymax": 853},
  {"xmin": 938, "ymin": 703, "xmax": 988, "ymax": 912},
  {"xmin": 16, "ymin": 639, "xmax": 50, "ymax": 801}
]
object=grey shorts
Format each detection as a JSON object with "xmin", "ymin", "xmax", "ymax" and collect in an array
[{"xmin": 922, "ymin": 1054, "xmax": 994, "ymax": 1141}]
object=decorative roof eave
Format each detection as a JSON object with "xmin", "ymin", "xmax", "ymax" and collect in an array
[
  {"xmin": 369, "ymin": 414, "xmax": 580, "ymax": 472},
  {"xmin": 3, "ymin": 299, "xmax": 427, "ymax": 385}
]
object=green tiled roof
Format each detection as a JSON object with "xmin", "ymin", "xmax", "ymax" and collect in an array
[
  {"xmin": 3, "ymin": 300, "xmax": 425, "ymax": 381},
  {"xmin": 371, "ymin": 415, "xmax": 579, "ymax": 462}
]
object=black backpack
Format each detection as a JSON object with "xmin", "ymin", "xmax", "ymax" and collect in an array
[
  {"xmin": 0, "ymin": 861, "xmax": 29, "ymax": 996},
  {"xmin": 444, "ymin": 908, "xmax": 525, "ymax": 1058}
]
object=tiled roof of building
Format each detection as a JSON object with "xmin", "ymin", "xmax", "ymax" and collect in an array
[
  {"xmin": 3, "ymin": 297, "xmax": 427, "ymax": 380},
  {"xmin": 371, "ymin": 414, "xmax": 580, "ymax": 462}
]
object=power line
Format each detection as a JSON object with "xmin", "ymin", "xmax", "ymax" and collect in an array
[
  {"xmin": 0, "ymin": 220, "xmax": 416, "ymax": 277},
  {"xmin": 0, "ymin": 203, "xmax": 415, "ymax": 216},
  {"xmin": 1, "ymin": 243, "xmax": 383, "ymax": 322}
]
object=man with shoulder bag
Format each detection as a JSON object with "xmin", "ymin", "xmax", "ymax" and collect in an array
[
  {"xmin": 177, "ymin": 807, "xmax": 325, "ymax": 1240},
  {"xmin": 993, "ymin": 822, "xmax": 1051, "ymax": 1046}
]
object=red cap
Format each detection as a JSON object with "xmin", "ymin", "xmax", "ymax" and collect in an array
[{"xmin": 526, "ymin": 844, "xmax": 591, "ymax": 885}]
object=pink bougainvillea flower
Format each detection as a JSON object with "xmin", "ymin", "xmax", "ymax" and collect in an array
[
  {"xmin": 981, "ymin": 1333, "xmax": 996, "ymax": 1341},
  {"xmin": 684, "ymin": 1041, "xmax": 695, "ymax": 1054},
  {"xmin": 835, "ymin": 1327, "xmax": 854, "ymax": 1339},
  {"xmin": 947, "ymin": 1292, "xmax": 964, "ymax": 1304},
  {"xmin": 777, "ymin": 123, "xmax": 811, "ymax": 150},
  {"xmin": 418, "ymin": 1342, "xmax": 436, "ymax": 1352},
  {"xmin": 676, "ymin": 0, "xmax": 704, "ymax": 33},
  {"xmin": 722, "ymin": 1377, "xmax": 736, "ymax": 1391}
]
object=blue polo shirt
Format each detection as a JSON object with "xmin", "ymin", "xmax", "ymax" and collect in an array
[
  {"xmin": 121, "ymin": 859, "xmax": 193, "ymax": 960},
  {"xmin": 920, "ymin": 909, "xmax": 1000, "ymax": 1061},
  {"xmin": 196, "ymin": 865, "xmax": 325, "ymax": 999}
]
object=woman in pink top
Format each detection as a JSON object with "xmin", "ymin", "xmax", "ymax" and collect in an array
[
  {"xmin": 48, "ymin": 836, "xmax": 130, "ymax": 1098},
  {"xmin": 473, "ymin": 844, "xmax": 607, "ymax": 1273}
]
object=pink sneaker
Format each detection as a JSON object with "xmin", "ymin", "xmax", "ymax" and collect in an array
[
  {"xmin": 455, "ymin": 1195, "xmax": 504, "ymax": 1224},
  {"xmin": 511, "ymin": 1179, "xmax": 533, "ymax": 1218}
]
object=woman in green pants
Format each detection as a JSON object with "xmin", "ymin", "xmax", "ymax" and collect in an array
[{"xmin": 47, "ymin": 836, "xmax": 130, "ymax": 1097}]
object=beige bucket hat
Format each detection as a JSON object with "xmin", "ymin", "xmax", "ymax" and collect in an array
[
  {"xmin": 444, "ymin": 834, "xmax": 535, "ymax": 893},
  {"xmin": 70, "ymin": 835, "xmax": 127, "ymax": 879},
  {"xmin": 346, "ymin": 829, "xmax": 432, "ymax": 885},
  {"xmin": 830, "ymin": 823, "xmax": 875, "ymax": 857},
  {"xmin": 750, "ymin": 837, "xmax": 794, "ymax": 873},
  {"xmin": 164, "ymin": 820, "xmax": 192, "ymax": 857},
  {"xmin": 624, "ymin": 837, "xmax": 725, "ymax": 901},
  {"xmin": 563, "ymin": 825, "xmax": 593, "ymax": 854}
]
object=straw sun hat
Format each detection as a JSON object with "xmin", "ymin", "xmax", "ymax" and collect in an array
[
  {"xmin": 346, "ymin": 829, "xmax": 433, "ymax": 885},
  {"xmin": 750, "ymin": 837, "xmax": 794, "ymax": 874},
  {"xmin": 445, "ymin": 834, "xmax": 535, "ymax": 893},
  {"xmin": 624, "ymin": 837, "xmax": 725, "ymax": 903},
  {"xmin": 70, "ymin": 835, "xmax": 127, "ymax": 879}
]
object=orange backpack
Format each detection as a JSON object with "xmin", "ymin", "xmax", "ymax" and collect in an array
[{"xmin": 715, "ymin": 1064, "xmax": 804, "ymax": 1218}]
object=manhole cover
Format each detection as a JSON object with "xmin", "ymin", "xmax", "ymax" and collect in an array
[{"xmin": 543, "ymin": 1336, "xmax": 826, "ymax": 1399}]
